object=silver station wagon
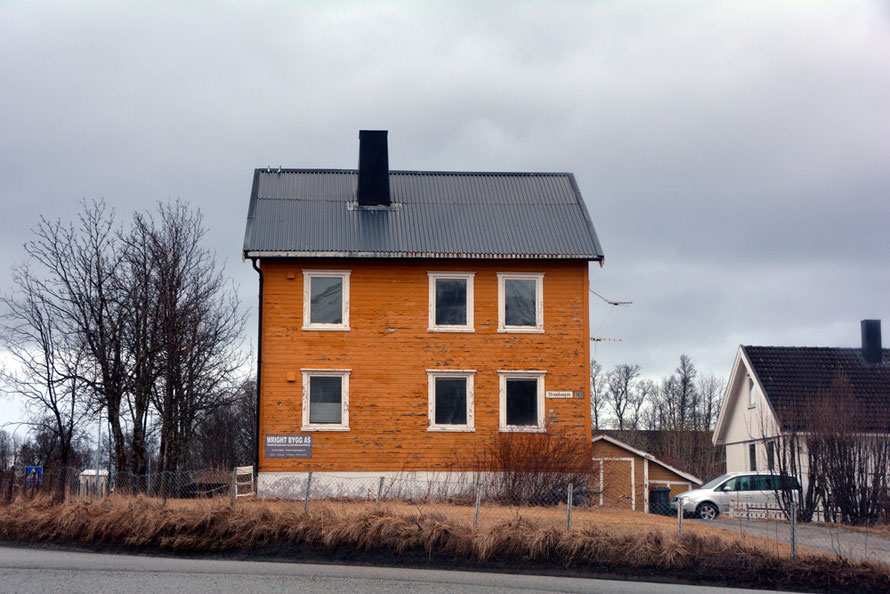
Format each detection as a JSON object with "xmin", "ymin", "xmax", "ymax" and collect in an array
[{"xmin": 671, "ymin": 472, "xmax": 801, "ymax": 520}]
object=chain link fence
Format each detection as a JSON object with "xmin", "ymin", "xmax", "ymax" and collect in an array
[
  {"xmin": 3, "ymin": 466, "xmax": 889, "ymax": 566},
  {"xmin": 258, "ymin": 471, "xmax": 593, "ymax": 531},
  {"xmin": 700, "ymin": 502, "xmax": 890, "ymax": 565},
  {"xmin": 0, "ymin": 466, "xmax": 243, "ymax": 502}
]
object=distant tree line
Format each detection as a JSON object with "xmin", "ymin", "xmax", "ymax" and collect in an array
[
  {"xmin": 591, "ymin": 354, "xmax": 725, "ymax": 480},
  {"xmin": 0, "ymin": 200, "xmax": 253, "ymax": 494}
]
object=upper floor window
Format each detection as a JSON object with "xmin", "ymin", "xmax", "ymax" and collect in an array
[
  {"xmin": 426, "ymin": 370, "xmax": 475, "ymax": 431},
  {"xmin": 748, "ymin": 376, "xmax": 756, "ymax": 408},
  {"xmin": 301, "ymin": 369, "xmax": 350, "ymax": 431},
  {"xmin": 498, "ymin": 273, "xmax": 544, "ymax": 333},
  {"xmin": 303, "ymin": 270, "xmax": 350, "ymax": 330},
  {"xmin": 428, "ymin": 272, "xmax": 475, "ymax": 332},
  {"xmin": 498, "ymin": 370, "xmax": 546, "ymax": 432}
]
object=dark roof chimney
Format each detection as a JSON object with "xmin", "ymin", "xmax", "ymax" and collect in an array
[
  {"xmin": 861, "ymin": 319, "xmax": 883, "ymax": 364},
  {"xmin": 357, "ymin": 130, "xmax": 390, "ymax": 206}
]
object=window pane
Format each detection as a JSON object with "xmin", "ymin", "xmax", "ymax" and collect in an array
[
  {"xmin": 504, "ymin": 279, "xmax": 536, "ymax": 327},
  {"xmin": 737, "ymin": 476, "xmax": 755, "ymax": 491},
  {"xmin": 506, "ymin": 378, "xmax": 537, "ymax": 426},
  {"xmin": 310, "ymin": 277, "xmax": 343, "ymax": 324},
  {"xmin": 785, "ymin": 476, "xmax": 801, "ymax": 490},
  {"xmin": 721, "ymin": 478, "xmax": 737, "ymax": 491},
  {"xmin": 309, "ymin": 376, "xmax": 342, "ymax": 424},
  {"xmin": 434, "ymin": 377, "xmax": 467, "ymax": 425},
  {"xmin": 753, "ymin": 476, "xmax": 772, "ymax": 491},
  {"xmin": 435, "ymin": 279, "xmax": 467, "ymax": 326}
]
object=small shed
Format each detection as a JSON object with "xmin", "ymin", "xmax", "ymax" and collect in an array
[
  {"xmin": 78, "ymin": 469, "xmax": 109, "ymax": 497},
  {"xmin": 592, "ymin": 434, "xmax": 701, "ymax": 513}
]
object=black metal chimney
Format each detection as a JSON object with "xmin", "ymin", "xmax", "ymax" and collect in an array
[
  {"xmin": 861, "ymin": 319, "xmax": 883, "ymax": 364},
  {"xmin": 357, "ymin": 130, "xmax": 390, "ymax": 206}
]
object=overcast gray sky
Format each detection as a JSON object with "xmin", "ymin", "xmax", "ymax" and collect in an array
[{"xmin": 1, "ymin": 1, "xmax": 889, "ymax": 429}]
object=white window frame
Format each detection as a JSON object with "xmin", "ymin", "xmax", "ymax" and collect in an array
[
  {"xmin": 302, "ymin": 270, "xmax": 350, "ymax": 331},
  {"xmin": 748, "ymin": 376, "xmax": 756, "ymax": 408},
  {"xmin": 301, "ymin": 369, "xmax": 350, "ymax": 431},
  {"xmin": 426, "ymin": 370, "xmax": 475, "ymax": 432},
  {"xmin": 427, "ymin": 272, "xmax": 475, "ymax": 332},
  {"xmin": 497, "ymin": 272, "xmax": 544, "ymax": 333},
  {"xmin": 498, "ymin": 370, "xmax": 546, "ymax": 432}
]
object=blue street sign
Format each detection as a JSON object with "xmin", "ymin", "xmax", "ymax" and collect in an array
[{"xmin": 25, "ymin": 466, "xmax": 43, "ymax": 485}]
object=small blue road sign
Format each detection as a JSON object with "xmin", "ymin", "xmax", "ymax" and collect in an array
[{"xmin": 25, "ymin": 466, "xmax": 43, "ymax": 485}]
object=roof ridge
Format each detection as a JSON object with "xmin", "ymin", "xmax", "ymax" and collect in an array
[
  {"xmin": 254, "ymin": 168, "xmax": 573, "ymax": 177},
  {"xmin": 744, "ymin": 345, "xmax": 872, "ymax": 350}
]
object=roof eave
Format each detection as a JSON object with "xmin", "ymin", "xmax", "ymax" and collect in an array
[
  {"xmin": 244, "ymin": 250, "xmax": 605, "ymax": 260},
  {"xmin": 592, "ymin": 434, "xmax": 702, "ymax": 484}
]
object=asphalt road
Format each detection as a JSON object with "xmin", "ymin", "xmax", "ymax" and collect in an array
[{"xmin": 0, "ymin": 546, "xmax": 775, "ymax": 593}]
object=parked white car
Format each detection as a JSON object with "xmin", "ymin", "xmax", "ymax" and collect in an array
[{"xmin": 671, "ymin": 472, "xmax": 800, "ymax": 520}]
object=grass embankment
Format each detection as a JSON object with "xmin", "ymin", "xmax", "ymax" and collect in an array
[{"xmin": 0, "ymin": 496, "xmax": 887, "ymax": 592}]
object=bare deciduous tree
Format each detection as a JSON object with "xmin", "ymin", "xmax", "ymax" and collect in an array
[
  {"xmin": 141, "ymin": 201, "xmax": 246, "ymax": 475},
  {"xmin": 605, "ymin": 363, "xmax": 641, "ymax": 430},
  {"xmin": 590, "ymin": 359, "xmax": 606, "ymax": 431},
  {"xmin": 191, "ymin": 377, "xmax": 257, "ymax": 469},
  {"xmin": 18, "ymin": 202, "xmax": 133, "ymax": 473},
  {"xmin": 764, "ymin": 372, "xmax": 890, "ymax": 525},
  {"xmin": 4, "ymin": 199, "xmax": 248, "ymax": 483},
  {"xmin": 0, "ymin": 430, "xmax": 10, "ymax": 469},
  {"xmin": 696, "ymin": 372, "xmax": 725, "ymax": 431},
  {"xmin": 0, "ymin": 264, "xmax": 90, "ymax": 498}
]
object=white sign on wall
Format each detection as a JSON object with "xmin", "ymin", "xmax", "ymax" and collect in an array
[
  {"xmin": 265, "ymin": 434, "xmax": 312, "ymax": 458},
  {"xmin": 546, "ymin": 390, "xmax": 573, "ymax": 399}
]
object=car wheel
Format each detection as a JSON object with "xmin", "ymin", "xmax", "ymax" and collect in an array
[{"xmin": 697, "ymin": 502, "xmax": 719, "ymax": 520}]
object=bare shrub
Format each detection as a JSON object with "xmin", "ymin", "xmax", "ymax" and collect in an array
[
  {"xmin": 766, "ymin": 372, "xmax": 890, "ymax": 525},
  {"xmin": 809, "ymin": 375, "xmax": 890, "ymax": 524},
  {"xmin": 474, "ymin": 426, "xmax": 593, "ymax": 506}
]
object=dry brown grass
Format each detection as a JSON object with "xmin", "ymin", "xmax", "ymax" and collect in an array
[{"xmin": 1, "ymin": 496, "xmax": 887, "ymax": 592}]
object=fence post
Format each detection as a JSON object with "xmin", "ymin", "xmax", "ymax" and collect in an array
[
  {"xmin": 304, "ymin": 471, "xmax": 313, "ymax": 513},
  {"xmin": 566, "ymin": 483, "xmax": 574, "ymax": 532},
  {"xmin": 230, "ymin": 467, "xmax": 237, "ymax": 505},
  {"xmin": 678, "ymin": 499, "xmax": 683, "ymax": 534},
  {"xmin": 746, "ymin": 504, "xmax": 750, "ymax": 522},
  {"xmin": 474, "ymin": 483, "xmax": 482, "ymax": 529},
  {"xmin": 790, "ymin": 501, "xmax": 797, "ymax": 560},
  {"xmin": 376, "ymin": 476, "xmax": 384, "ymax": 506}
]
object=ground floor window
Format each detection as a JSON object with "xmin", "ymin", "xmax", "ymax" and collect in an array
[
  {"xmin": 301, "ymin": 369, "xmax": 350, "ymax": 431},
  {"xmin": 426, "ymin": 370, "xmax": 475, "ymax": 431},
  {"xmin": 749, "ymin": 442, "xmax": 757, "ymax": 471},
  {"xmin": 498, "ymin": 371, "xmax": 545, "ymax": 432}
]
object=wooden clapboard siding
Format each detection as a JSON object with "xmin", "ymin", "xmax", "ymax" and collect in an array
[
  {"xmin": 647, "ymin": 463, "xmax": 695, "ymax": 500},
  {"xmin": 592, "ymin": 436, "xmax": 700, "ymax": 511},
  {"xmin": 258, "ymin": 258, "xmax": 592, "ymax": 472},
  {"xmin": 592, "ymin": 438, "xmax": 641, "ymax": 509}
]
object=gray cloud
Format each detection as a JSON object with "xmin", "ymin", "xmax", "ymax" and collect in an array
[{"xmin": 1, "ymin": 1, "xmax": 889, "ymax": 426}]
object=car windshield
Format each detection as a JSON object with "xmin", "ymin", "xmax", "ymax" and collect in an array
[{"xmin": 700, "ymin": 474, "xmax": 732, "ymax": 490}]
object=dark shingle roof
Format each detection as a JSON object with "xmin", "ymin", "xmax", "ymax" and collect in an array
[
  {"xmin": 744, "ymin": 346, "xmax": 890, "ymax": 432},
  {"xmin": 242, "ymin": 169, "xmax": 603, "ymax": 260}
]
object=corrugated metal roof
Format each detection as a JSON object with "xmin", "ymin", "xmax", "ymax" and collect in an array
[{"xmin": 243, "ymin": 169, "xmax": 604, "ymax": 260}]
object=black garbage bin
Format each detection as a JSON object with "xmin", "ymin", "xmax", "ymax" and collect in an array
[{"xmin": 649, "ymin": 487, "xmax": 672, "ymax": 516}]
